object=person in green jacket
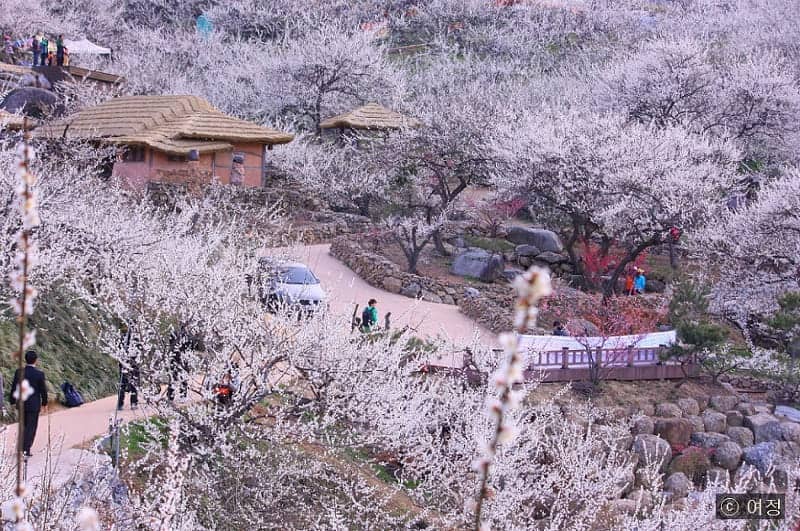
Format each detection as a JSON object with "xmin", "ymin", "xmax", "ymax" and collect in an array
[
  {"xmin": 39, "ymin": 35, "xmax": 48, "ymax": 66},
  {"xmin": 360, "ymin": 299, "xmax": 378, "ymax": 332}
]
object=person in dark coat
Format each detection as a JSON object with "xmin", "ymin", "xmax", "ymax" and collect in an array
[
  {"xmin": 167, "ymin": 323, "xmax": 191, "ymax": 401},
  {"xmin": 117, "ymin": 360, "xmax": 139, "ymax": 410},
  {"xmin": 118, "ymin": 323, "xmax": 140, "ymax": 410},
  {"xmin": 55, "ymin": 34, "xmax": 65, "ymax": 67},
  {"xmin": 9, "ymin": 350, "xmax": 48, "ymax": 456}
]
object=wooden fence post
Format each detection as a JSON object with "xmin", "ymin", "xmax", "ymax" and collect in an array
[
  {"xmin": 561, "ymin": 347, "xmax": 569, "ymax": 369},
  {"xmin": 595, "ymin": 347, "xmax": 602, "ymax": 367},
  {"xmin": 626, "ymin": 345, "xmax": 634, "ymax": 367}
]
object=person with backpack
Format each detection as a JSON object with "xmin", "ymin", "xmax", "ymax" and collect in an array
[
  {"xmin": 360, "ymin": 299, "xmax": 378, "ymax": 332},
  {"xmin": 118, "ymin": 321, "xmax": 140, "ymax": 410},
  {"xmin": 39, "ymin": 35, "xmax": 48, "ymax": 67},
  {"xmin": 9, "ymin": 350, "xmax": 48, "ymax": 457},
  {"xmin": 117, "ymin": 360, "xmax": 139, "ymax": 410}
]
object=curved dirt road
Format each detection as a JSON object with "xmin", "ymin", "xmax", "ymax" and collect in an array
[
  {"xmin": 2, "ymin": 245, "xmax": 494, "ymax": 486},
  {"xmin": 271, "ymin": 244, "xmax": 494, "ymax": 349}
]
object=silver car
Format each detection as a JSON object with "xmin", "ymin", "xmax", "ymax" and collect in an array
[{"xmin": 257, "ymin": 260, "xmax": 327, "ymax": 313}]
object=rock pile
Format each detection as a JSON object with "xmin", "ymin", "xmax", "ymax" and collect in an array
[{"xmin": 627, "ymin": 395, "xmax": 800, "ymax": 499}]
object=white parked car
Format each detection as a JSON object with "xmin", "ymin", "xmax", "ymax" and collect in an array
[{"xmin": 257, "ymin": 259, "xmax": 327, "ymax": 313}]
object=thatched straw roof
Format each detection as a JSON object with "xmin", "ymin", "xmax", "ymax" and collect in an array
[
  {"xmin": 36, "ymin": 95, "xmax": 294, "ymax": 155},
  {"xmin": 320, "ymin": 102, "xmax": 421, "ymax": 131},
  {"xmin": 0, "ymin": 109, "xmax": 37, "ymax": 130}
]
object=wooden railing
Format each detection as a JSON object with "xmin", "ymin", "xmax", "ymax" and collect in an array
[{"xmin": 529, "ymin": 345, "xmax": 666, "ymax": 369}]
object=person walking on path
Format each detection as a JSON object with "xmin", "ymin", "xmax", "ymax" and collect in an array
[
  {"xmin": 360, "ymin": 299, "xmax": 378, "ymax": 332},
  {"xmin": 55, "ymin": 34, "xmax": 65, "ymax": 66},
  {"xmin": 9, "ymin": 350, "xmax": 48, "ymax": 456},
  {"xmin": 167, "ymin": 322, "xmax": 193, "ymax": 402},
  {"xmin": 39, "ymin": 35, "xmax": 48, "ymax": 67},
  {"xmin": 634, "ymin": 268, "xmax": 647, "ymax": 295},
  {"xmin": 31, "ymin": 34, "xmax": 40, "ymax": 66},
  {"xmin": 117, "ymin": 360, "xmax": 139, "ymax": 411}
]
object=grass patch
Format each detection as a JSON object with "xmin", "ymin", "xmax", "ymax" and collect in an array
[
  {"xmin": 116, "ymin": 418, "xmax": 169, "ymax": 458},
  {"xmin": 0, "ymin": 289, "xmax": 118, "ymax": 410},
  {"xmin": 464, "ymin": 235, "xmax": 514, "ymax": 253}
]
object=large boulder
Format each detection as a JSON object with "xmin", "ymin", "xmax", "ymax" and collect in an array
[
  {"xmin": 780, "ymin": 422, "xmax": 800, "ymax": 444},
  {"xmin": 632, "ymin": 434, "xmax": 672, "ymax": 472},
  {"xmin": 709, "ymin": 395, "xmax": 740, "ymax": 412},
  {"xmin": 742, "ymin": 442, "xmax": 779, "ymax": 474},
  {"xmin": 676, "ymin": 398, "xmax": 700, "ymax": 417},
  {"xmin": 664, "ymin": 472, "xmax": 692, "ymax": 498},
  {"xmin": 702, "ymin": 410, "xmax": 727, "ymax": 433},
  {"xmin": 690, "ymin": 432, "xmax": 731, "ymax": 449},
  {"xmin": 713, "ymin": 441, "xmax": 743, "ymax": 471},
  {"xmin": 726, "ymin": 410, "xmax": 744, "ymax": 428},
  {"xmin": 744, "ymin": 413, "xmax": 783, "ymax": 443},
  {"xmin": 741, "ymin": 442, "xmax": 800, "ymax": 487},
  {"xmin": 645, "ymin": 279, "xmax": 666, "ymax": 293},
  {"xmin": 775, "ymin": 405, "xmax": 800, "ymax": 423},
  {"xmin": 382, "ymin": 277, "xmax": 402, "ymax": 293},
  {"xmin": 0, "ymin": 87, "xmax": 61, "ymax": 118},
  {"xmin": 655, "ymin": 402, "xmax": 682, "ymax": 418},
  {"xmin": 685, "ymin": 415, "xmax": 705, "ymax": 433},
  {"xmin": 534, "ymin": 251, "xmax": 566, "ymax": 264},
  {"xmin": 668, "ymin": 448, "xmax": 712, "ymax": 484},
  {"xmin": 654, "ymin": 418, "xmax": 693, "ymax": 447},
  {"xmin": 450, "ymin": 248, "xmax": 504, "ymax": 282},
  {"xmin": 505, "ymin": 227, "xmax": 563, "ymax": 253},
  {"xmin": 400, "ymin": 282, "xmax": 421, "ymax": 298},
  {"xmin": 727, "ymin": 426, "xmax": 755, "ymax": 448},
  {"xmin": 514, "ymin": 244, "xmax": 541, "ymax": 257},
  {"xmin": 737, "ymin": 402, "xmax": 757, "ymax": 416}
]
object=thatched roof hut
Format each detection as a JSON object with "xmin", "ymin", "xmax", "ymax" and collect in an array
[
  {"xmin": 37, "ymin": 95, "xmax": 294, "ymax": 155},
  {"xmin": 320, "ymin": 102, "xmax": 421, "ymax": 131}
]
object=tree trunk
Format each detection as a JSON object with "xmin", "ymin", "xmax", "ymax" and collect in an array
[
  {"xmin": 603, "ymin": 238, "xmax": 658, "ymax": 299},
  {"xmin": 563, "ymin": 222, "xmax": 583, "ymax": 278},
  {"xmin": 433, "ymin": 229, "xmax": 449, "ymax": 256}
]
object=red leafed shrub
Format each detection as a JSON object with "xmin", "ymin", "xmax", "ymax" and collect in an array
[
  {"xmin": 468, "ymin": 198, "xmax": 526, "ymax": 238},
  {"xmin": 541, "ymin": 290, "xmax": 667, "ymax": 339},
  {"xmin": 578, "ymin": 238, "xmax": 649, "ymax": 290}
]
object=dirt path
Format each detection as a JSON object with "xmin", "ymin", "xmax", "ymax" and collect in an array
[
  {"xmin": 268, "ymin": 244, "xmax": 495, "ymax": 355},
  {"xmin": 2, "ymin": 245, "xmax": 494, "ymax": 486}
]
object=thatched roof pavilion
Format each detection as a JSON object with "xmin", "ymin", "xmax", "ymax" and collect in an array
[
  {"xmin": 37, "ymin": 95, "xmax": 294, "ymax": 155},
  {"xmin": 320, "ymin": 102, "xmax": 421, "ymax": 131}
]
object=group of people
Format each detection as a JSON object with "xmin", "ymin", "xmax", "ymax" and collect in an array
[
  {"xmin": 624, "ymin": 267, "xmax": 647, "ymax": 296},
  {"xmin": 1, "ymin": 32, "xmax": 70, "ymax": 67}
]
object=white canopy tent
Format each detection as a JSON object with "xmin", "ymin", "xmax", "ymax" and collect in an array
[
  {"xmin": 63, "ymin": 38, "xmax": 111, "ymax": 55},
  {"xmin": 518, "ymin": 330, "xmax": 677, "ymax": 352}
]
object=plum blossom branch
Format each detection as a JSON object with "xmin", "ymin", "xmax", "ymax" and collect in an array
[
  {"xmin": 472, "ymin": 266, "xmax": 551, "ymax": 530},
  {"xmin": 6, "ymin": 125, "xmax": 39, "ymax": 528}
]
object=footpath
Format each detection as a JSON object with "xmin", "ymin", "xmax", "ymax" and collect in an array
[{"xmin": 1, "ymin": 245, "xmax": 493, "ymax": 488}]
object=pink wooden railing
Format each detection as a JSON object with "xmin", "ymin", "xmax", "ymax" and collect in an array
[{"xmin": 529, "ymin": 346, "xmax": 666, "ymax": 370}]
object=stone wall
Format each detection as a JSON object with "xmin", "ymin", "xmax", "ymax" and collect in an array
[
  {"xmin": 290, "ymin": 212, "xmax": 372, "ymax": 245},
  {"xmin": 330, "ymin": 235, "xmax": 514, "ymax": 331}
]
